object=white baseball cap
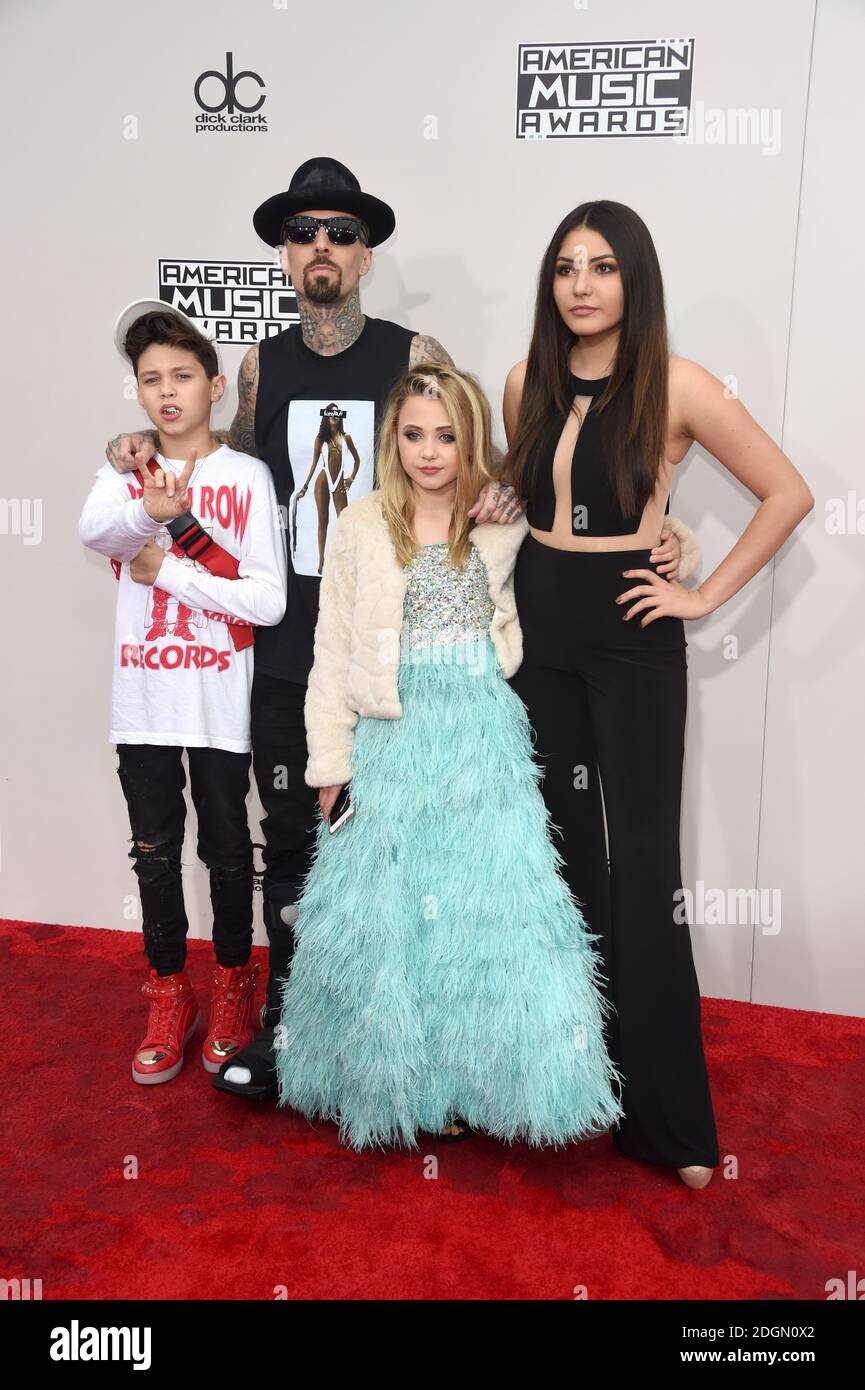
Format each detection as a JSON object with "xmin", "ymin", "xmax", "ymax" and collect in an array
[{"xmin": 113, "ymin": 298, "xmax": 221, "ymax": 368}]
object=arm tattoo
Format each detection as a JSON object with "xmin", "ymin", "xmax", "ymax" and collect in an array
[
  {"xmin": 488, "ymin": 444, "xmax": 523, "ymax": 514},
  {"xmin": 227, "ymin": 344, "xmax": 260, "ymax": 456},
  {"xmin": 408, "ymin": 334, "xmax": 455, "ymax": 370},
  {"xmin": 488, "ymin": 441, "xmax": 512, "ymax": 489}
]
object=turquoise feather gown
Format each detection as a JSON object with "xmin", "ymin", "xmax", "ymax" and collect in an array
[{"xmin": 275, "ymin": 539, "xmax": 625, "ymax": 1150}]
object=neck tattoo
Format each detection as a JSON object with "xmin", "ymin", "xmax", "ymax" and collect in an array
[{"xmin": 297, "ymin": 289, "xmax": 365, "ymax": 356}]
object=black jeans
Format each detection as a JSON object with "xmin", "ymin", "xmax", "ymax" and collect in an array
[
  {"xmin": 506, "ymin": 538, "xmax": 719, "ymax": 1169},
  {"xmin": 116, "ymin": 743, "xmax": 254, "ymax": 977},
  {"xmin": 250, "ymin": 669, "xmax": 321, "ymax": 997}
]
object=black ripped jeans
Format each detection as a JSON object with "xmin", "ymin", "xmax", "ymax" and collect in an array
[{"xmin": 116, "ymin": 743, "xmax": 254, "ymax": 977}]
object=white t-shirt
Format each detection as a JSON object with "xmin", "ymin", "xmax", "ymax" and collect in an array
[{"xmin": 79, "ymin": 445, "xmax": 287, "ymax": 753}]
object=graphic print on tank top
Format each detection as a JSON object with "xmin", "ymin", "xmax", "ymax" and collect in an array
[
  {"xmin": 253, "ymin": 316, "xmax": 416, "ymax": 682},
  {"xmin": 286, "ymin": 398, "xmax": 375, "ymax": 576}
]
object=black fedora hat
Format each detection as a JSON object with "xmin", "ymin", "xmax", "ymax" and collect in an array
[{"xmin": 253, "ymin": 156, "xmax": 396, "ymax": 248}]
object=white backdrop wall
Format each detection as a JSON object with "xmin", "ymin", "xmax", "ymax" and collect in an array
[{"xmin": 1, "ymin": 0, "xmax": 860, "ymax": 1016}]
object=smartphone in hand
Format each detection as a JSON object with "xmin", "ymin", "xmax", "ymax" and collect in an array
[{"xmin": 328, "ymin": 783, "xmax": 355, "ymax": 835}]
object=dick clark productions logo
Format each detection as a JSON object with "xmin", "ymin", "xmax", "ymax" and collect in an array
[{"xmin": 194, "ymin": 53, "xmax": 268, "ymax": 134}]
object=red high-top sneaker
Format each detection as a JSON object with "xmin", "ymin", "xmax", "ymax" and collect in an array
[
  {"xmin": 132, "ymin": 968, "xmax": 200, "ymax": 1085},
  {"xmin": 201, "ymin": 962, "xmax": 261, "ymax": 1074}
]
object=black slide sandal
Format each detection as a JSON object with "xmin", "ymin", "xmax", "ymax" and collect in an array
[{"xmin": 210, "ymin": 1025, "xmax": 278, "ymax": 1101}]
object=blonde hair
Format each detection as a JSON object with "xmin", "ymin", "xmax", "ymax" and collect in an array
[{"xmin": 374, "ymin": 364, "xmax": 497, "ymax": 569}]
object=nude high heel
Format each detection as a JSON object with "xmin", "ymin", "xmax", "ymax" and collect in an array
[{"xmin": 677, "ymin": 1164, "xmax": 714, "ymax": 1189}]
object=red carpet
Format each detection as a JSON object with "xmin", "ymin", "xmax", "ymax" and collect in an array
[{"xmin": 4, "ymin": 919, "xmax": 864, "ymax": 1301}]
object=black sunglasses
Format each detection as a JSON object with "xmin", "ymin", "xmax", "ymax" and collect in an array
[{"xmin": 280, "ymin": 215, "xmax": 367, "ymax": 246}]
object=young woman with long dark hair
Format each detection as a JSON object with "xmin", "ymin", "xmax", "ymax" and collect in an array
[{"xmin": 502, "ymin": 200, "xmax": 813, "ymax": 1189}]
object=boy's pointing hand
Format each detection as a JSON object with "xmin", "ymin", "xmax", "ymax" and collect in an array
[{"xmin": 140, "ymin": 448, "xmax": 197, "ymax": 522}]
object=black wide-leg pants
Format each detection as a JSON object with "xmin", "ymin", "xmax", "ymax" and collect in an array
[{"xmin": 507, "ymin": 536, "xmax": 719, "ymax": 1168}]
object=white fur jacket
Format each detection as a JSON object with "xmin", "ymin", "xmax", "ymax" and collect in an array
[{"xmin": 304, "ymin": 490, "xmax": 700, "ymax": 788}]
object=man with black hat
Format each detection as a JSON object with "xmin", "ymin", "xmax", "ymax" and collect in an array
[{"xmin": 106, "ymin": 157, "xmax": 524, "ymax": 1100}]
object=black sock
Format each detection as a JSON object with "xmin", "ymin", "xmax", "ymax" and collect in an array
[{"xmin": 261, "ymin": 910, "xmax": 296, "ymax": 1028}]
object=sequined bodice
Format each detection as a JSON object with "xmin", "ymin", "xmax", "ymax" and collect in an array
[{"xmin": 401, "ymin": 541, "xmax": 494, "ymax": 650}]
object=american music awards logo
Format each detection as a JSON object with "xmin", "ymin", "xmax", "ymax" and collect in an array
[
  {"xmin": 156, "ymin": 260, "xmax": 297, "ymax": 343},
  {"xmin": 193, "ymin": 52, "xmax": 268, "ymax": 134},
  {"xmin": 516, "ymin": 37, "xmax": 695, "ymax": 138}
]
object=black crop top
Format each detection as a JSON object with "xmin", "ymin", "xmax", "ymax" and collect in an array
[{"xmin": 524, "ymin": 372, "xmax": 669, "ymax": 536}]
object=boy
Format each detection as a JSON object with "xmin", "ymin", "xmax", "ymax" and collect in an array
[{"xmin": 79, "ymin": 301, "xmax": 287, "ymax": 1084}]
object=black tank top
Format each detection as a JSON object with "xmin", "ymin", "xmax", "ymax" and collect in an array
[
  {"xmin": 254, "ymin": 315, "xmax": 415, "ymax": 683},
  {"xmin": 524, "ymin": 372, "xmax": 669, "ymax": 536}
]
